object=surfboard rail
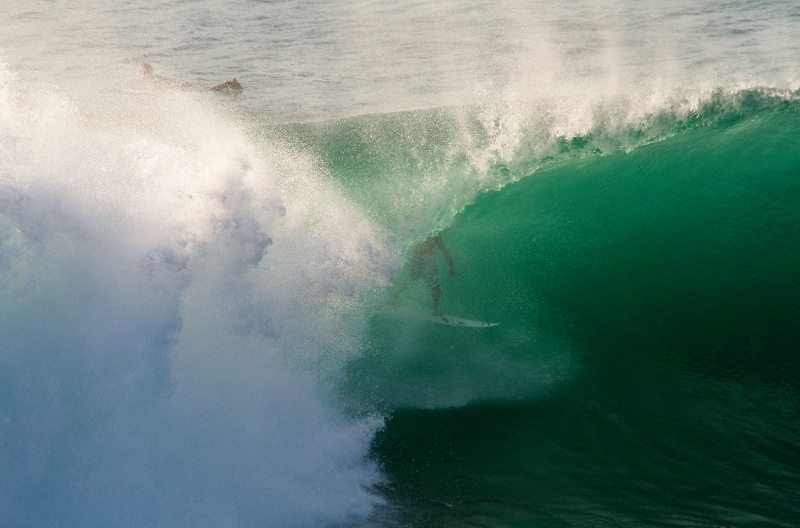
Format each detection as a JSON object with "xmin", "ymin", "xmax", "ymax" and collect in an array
[
  {"xmin": 427, "ymin": 314, "xmax": 500, "ymax": 327},
  {"xmin": 380, "ymin": 309, "xmax": 499, "ymax": 328}
]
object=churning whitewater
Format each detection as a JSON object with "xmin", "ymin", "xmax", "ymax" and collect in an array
[
  {"xmin": 2, "ymin": 0, "xmax": 800, "ymax": 526},
  {"xmin": 0, "ymin": 62, "xmax": 392, "ymax": 527}
]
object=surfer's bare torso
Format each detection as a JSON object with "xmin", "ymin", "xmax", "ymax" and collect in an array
[
  {"xmin": 411, "ymin": 237, "xmax": 439, "ymax": 259},
  {"xmin": 393, "ymin": 235, "xmax": 455, "ymax": 316}
]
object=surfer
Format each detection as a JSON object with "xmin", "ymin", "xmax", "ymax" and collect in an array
[
  {"xmin": 209, "ymin": 77, "xmax": 243, "ymax": 94},
  {"xmin": 140, "ymin": 62, "xmax": 243, "ymax": 94},
  {"xmin": 392, "ymin": 235, "xmax": 456, "ymax": 316}
]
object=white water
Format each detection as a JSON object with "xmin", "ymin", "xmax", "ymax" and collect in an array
[{"xmin": 0, "ymin": 63, "xmax": 392, "ymax": 526}]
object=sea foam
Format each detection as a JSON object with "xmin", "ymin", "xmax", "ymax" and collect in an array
[{"xmin": 0, "ymin": 62, "xmax": 389, "ymax": 527}]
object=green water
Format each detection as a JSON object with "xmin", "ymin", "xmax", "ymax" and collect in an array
[{"xmin": 340, "ymin": 102, "xmax": 800, "ymax": 526}]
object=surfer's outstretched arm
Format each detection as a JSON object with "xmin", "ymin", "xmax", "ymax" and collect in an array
[
  {"xmin": 141, "ymin": 62, "xmax": 197, "ymax": 90},
  {"xmin": 141, "ymin": 63, "xmax": 242, "ymax": 94}
]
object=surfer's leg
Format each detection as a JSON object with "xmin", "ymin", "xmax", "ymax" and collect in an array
[
  {"xmin": 432, "ymin": 285, "xmax": 442, "ymax": 316},
  {"xmin": 420, "ymin": 258, "xmax": 442, "ymax": 315}
]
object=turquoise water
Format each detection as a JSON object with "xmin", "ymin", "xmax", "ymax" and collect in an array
[
  {"xmin": 343, "ymin": 98, "xmax": 800, "ymax": 525},
  {"xmin": 2, "ymin": 1, "xmax": 800, "ymax": 526}
]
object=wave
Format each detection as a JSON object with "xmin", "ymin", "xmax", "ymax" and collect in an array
[
  {"xmin": 338, "ymin": 86, "xmax": 800, "ymax": 409},
  {"xmin": 351, "ymin": 87, "xmax": 800, "ymax": 525},
  {"xmin": 268, "ymin": 86, "xmax": 800, "ymax": 241},
  {"xmin": 3, "ymin": 54, "xmax": 799, "ymax": 526}
]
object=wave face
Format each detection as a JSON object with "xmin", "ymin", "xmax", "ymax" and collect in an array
[{"xmin": 330, "ymin": 93, "xmax": 800, "ymax": 525}]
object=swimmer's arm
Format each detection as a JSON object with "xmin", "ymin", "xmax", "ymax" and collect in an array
[{"xmin": 434, "ymin": 236, "xmax": 456, "ymax": 276}]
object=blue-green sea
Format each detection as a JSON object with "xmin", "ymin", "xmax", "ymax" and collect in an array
[{"xmin": 1, "ymin": 1, "xmax": 799, "ymax": 526}]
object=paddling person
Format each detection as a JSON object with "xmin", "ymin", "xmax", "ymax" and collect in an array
[
  {"xmin": 140, "ymin": 62, "xmax": 243, "ymax": 94},
  {"xmin": 392, "ymin": 235, "xmax": 456, "ymax": 316},
  {"xmin": 209, "ymin": 77, "xmax": 243, "ymax": 94}
]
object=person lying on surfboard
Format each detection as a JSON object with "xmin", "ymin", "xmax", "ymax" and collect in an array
[
  {"xmin": 140, "ymin": 62, "xmax": 243, "ymax": 94},
  {"xmin": 392, "ymin": 235, "xmax": 455, "ymax": 316}
]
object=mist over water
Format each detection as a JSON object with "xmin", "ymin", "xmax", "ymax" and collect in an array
[
  {"xmin": 4, "ymin": 0, "xmax": 799, "ymax": 120},
  {"xmin": 2, "ymin": 0, "xmax": 800, "ymax": 526},
  {"xmin": 0, "ymin": 62, "xmax": 390, "ymax": 526}
]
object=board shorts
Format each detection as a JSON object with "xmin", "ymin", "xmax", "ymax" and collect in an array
[{"xmin": 408, "ymin": 256, "xmax": 439, "ymax": 289}]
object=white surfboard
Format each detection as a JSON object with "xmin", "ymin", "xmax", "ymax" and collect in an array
[
  {"xmin": 423, "ymin": 314, "xmax": 500, "ymax": 328},
  {"xmin": 380, "ymin": 309, "xmax": 499, "ymax": 328}
]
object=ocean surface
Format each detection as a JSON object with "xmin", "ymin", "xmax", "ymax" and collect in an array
[{"xmin": 2, "ymin": 1, "xmax": 800, "ymax": 526}]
